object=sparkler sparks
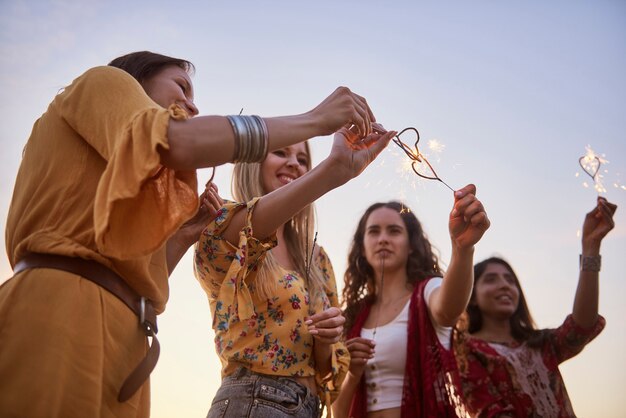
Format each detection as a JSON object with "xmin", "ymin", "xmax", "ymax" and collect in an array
[
  {"xmin": 427, "ymin": 138, "xmax": 446, "ymax": 157},
  {"xmin": 392, "ymin": 127, "xmax": 455, "ymax": 192},
  {"xmin": 578, "ymin": 145, "xmax": 608, "ymax": 194}
]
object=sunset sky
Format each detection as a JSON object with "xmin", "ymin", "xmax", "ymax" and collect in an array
[{"xmin": 1, "ymin": 1, "xmax": 625, "ymax": 417}]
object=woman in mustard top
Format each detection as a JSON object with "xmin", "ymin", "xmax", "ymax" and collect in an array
[
  {"xmin": 194, "ymin": 125, "xmax": 397, "ymax": 417},
  {"xmin": 0, "ymin": 50, "xmax": 379, "ymax": 418}
]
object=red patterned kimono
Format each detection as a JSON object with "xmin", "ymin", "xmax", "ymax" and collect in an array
[{"xmin": 454, "ymin": 315, "xmax": 605, "ymax": 417}]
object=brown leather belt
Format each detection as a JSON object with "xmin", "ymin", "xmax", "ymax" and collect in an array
[{"xmin": 13, "ymin": 253, "xmax": 160, "ymax": 402}]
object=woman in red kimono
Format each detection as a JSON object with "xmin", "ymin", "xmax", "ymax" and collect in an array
[{"xmin": 454, "ymin": 197, "xmax": 617, "ymax": 417}]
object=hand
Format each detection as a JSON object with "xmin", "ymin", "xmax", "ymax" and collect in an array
[
  {"xmin": 305, "ymin": 307, "xmax": 345, "ymax": 346},
  {"xmin": 345, "ymin": 337, "xmax": 375, "ymax": 379},
  {"xmin": 449, "ymin": 184, "xmax": 490, "ymax": 250},
  {"xmin": 326, "ymin": 126, "xmax": 396, "ymax": 184},
  {"xmin": 309, "ymin": 87, "xmax": 376, "ymax": 138},
  {"xmin": 582, "ymin": 197, "xmax": 617, "ymax": 253},
  {"xmin": 179, "ymin": 181, "xmax": 224, "ymax": 245}
]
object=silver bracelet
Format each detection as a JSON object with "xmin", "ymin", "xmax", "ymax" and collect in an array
[
  {"xmin": 226, "ymin": 115, "xmax": 268, "ymax": 163},
  {"xmin": 580, "ymin": 254, "xmax": 601, "ymax": 272}
]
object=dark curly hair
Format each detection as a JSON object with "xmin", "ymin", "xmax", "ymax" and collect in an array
[
  {"xmin": 108, "ymin": 51, "xmax": 194, "ymax": 83},
  {"xmin": 342, "ymin": 201, "xmax": 443, "ymax": 334}
]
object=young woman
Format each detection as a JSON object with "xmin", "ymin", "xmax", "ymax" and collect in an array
[
  {"xmin": 0, "ymin": 50, "xmax": 377, "ymax": 417},
  {"xmin": 454, "ymin": 197, "xmax": 617, "ymax": 418},
  {"xmin": 333, "ymin": 188, "xmax": 490, "ymax": 418},
  {"xmin": 194, "ymin": 126, "xmax": 396, "ymax": 417}
]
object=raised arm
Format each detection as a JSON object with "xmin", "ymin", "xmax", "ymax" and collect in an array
[
  {"xmin": 160, "ymin": 87, "xmax": 375, "ymax": 170},
  {"xmin": 572, "ymin": 197, "xmax": 617, "ymax": 328},
  {"xmin": 220, "ymin": 128, "xmax": 396, "ymax": 245},
  {"xmin": 429, "ymin": 184, "xmax": 491, "ymax": 327}
]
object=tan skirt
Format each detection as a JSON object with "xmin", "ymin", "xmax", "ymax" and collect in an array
[{"xmin": 0, "ymin": 268, "xmax": 150, "ymax": 417}]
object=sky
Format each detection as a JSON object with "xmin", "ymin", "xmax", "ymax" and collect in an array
[{"xmin": 1, "ymin": 1, "xmax": 625, "ymax": 417}]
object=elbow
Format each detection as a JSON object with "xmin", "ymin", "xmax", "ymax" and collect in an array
[
  {"xmin": 159, "ymin": 127, "xmax": 198, "ymax": 170},
  {"xmin": 432, "ymin": 307, "xmax": 463, "ymax": 328}
]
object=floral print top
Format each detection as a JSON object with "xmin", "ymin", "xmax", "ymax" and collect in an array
[
  {"xmin": 194, "ymin": 198, "xmax": 349, "ymax": 405},
  {"xmin": 454, "ymin": 314, "xmax": 605, "ymax": 417}
]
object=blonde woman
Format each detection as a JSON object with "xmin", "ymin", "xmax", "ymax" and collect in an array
[{"xmin": 194, "ymin": 126, "xmax": 396, "ymax": 417}]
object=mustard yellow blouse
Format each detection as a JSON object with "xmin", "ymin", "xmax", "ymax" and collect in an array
[
  {"xmin": 194, "ymin": 199, "xmax": 349, "ymax": 403},
  {"xmin": 1, "ymin": 66, "xmax": 197, "ymax": 417}
]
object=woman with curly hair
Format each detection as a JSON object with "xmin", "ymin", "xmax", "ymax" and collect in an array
[{"xmin": 333, "ymin": 186, "xmax": 490, "ymax": 418}]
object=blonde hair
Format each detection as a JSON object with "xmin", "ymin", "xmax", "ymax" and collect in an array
[{"xmin": 231, "ymin": 142, "xmax": 327, "ymax": 306}]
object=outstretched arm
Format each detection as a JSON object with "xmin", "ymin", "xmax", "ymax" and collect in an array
[
  {"xmin": 161, "ymin": 87, "xmax": 375, "ymax": 169},
  {"xmin": 572, "ymin": 197, "xmax": 617, "ymax": 328},
  {"xmin": 219, "ymin": 128, "xmax": 396, "ymax": 245},
  {"xmin": 429, "ymin": 184, "xmax": 491, "ymax": 327}
]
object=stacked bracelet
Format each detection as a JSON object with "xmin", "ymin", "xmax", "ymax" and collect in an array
[
  {"xmin": 226, "ymin": 115, "xmax": 269, "ymax": 163},
  {"xmin": 580, "ymin": 254, "xmax": 601, "ymax": 272}
]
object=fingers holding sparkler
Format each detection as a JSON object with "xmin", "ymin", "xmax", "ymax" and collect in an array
[
  {"xmin": 332, "ymin": 126, "xmax": 397, "ymax": 179},
  {"xmin": 305, "ymin": 306, "xmax": 346, "ymax": 345},
  {"xmin": 345, "ymin": 337, "xmax": 376, "ymax": 374},
  {"xmin": 312, "ymin": 86, "xmax": 375, "ymax": 138},
  {"xmin": 201, "ymin": 181, "xmax": 224, "ymax": 219},
  {"xmin": 449, "ymin": 184, "xmax": 490, "ymax": 250},
  {"xmin": 582, "ymin": 197, "xmax": 617, "ymax": 249}
]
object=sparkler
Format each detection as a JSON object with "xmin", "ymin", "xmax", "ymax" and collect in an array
[
  {"xmin": 578, "ymin": 145, "xmax": 607, "ymax": 194},
  {"xmin": 391, "ymin": 127, "xmax": 455, "ymax": 192}
]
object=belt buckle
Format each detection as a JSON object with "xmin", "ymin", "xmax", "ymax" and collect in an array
[{"xmin": 139, "ymin": 297, "xmax": 155, "ymax": 336}]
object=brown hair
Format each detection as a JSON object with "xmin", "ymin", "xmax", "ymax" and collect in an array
[
  {"xmin": 108, "ymin": 51, "xmax": 194, "ymax": 83},
  {"xmin": 342, "ymin": 201, "xmax": 443, "ymax": 334},
  {"xmin": 465, "ymin": 257, "xmax": 546, "ymax": 347}
]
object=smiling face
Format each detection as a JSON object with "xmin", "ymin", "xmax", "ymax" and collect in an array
[
  {"xmin": 473, "ymin": 262, "xmax": 520, "ymax": 320},
  {"xmin": 363, "ymin": 207, "xmax": 411, "ymax": 273},
  {"xmin": 260, "ymin": 142, "xmax": 310, "ymax": 194},
  {"xmin": 141, "ymin": 65, "xmax": 199, "ymax": 117}
]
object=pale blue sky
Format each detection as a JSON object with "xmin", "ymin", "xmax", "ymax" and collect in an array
[{"xmin": 1, "ymin": 1, "xmax": 625, "ymax": 417}]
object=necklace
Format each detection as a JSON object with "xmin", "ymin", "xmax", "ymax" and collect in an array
[
  {"xmin": 372, "ymin": 257, "xmax": 385, "ymax": 339},
  {"xmin": 371, "ymin": 257, "xmax": 412, "ymax": 340}
]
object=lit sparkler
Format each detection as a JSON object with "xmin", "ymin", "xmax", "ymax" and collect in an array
[
  {"xmin": 392, "ymin": 127, "xmax": 455, "ymax": 192},
  {"xmin": 578, "ymin": 145, "xmax": 608, "ymax": 194}
]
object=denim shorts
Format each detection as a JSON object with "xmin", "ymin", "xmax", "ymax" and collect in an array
[{"xmin": 207, "ymin": 367, "xmax": 321, "ymax": 418}]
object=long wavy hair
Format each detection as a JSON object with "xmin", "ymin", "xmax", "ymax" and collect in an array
[
  {"xmin": 464, "ymin": 257, "xmax": 545, "ymax": 347},
  {"xmin": 342, "ymin": 201, "xmax": 443, "ymax": 334},
  {"xmin": 232, "ymin": 142, "xmax": 326, "ymax": 304}
]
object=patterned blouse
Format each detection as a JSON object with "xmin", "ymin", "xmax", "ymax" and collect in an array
[
  {"xmin": 454, "ymin": 314, "xmax": 605, "ymax": 417},
  {"xmin": 194, "ymin": 198, "xmax": 349, "ymax": 404}
]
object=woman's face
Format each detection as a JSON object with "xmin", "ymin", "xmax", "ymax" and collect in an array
[
  {"xmin": 363, "ymin": 207, "xmax": 411, "ymax": 273},
  {"xmin": 141, "ymin": 65, "xmax": 199, "ymax": 117},
  {"xmin": 473, "ymin": 262, "xmax": 520, "ymax": 320},
  {"xmin": 260, "ymin": 142, "xmax": 309, "ymax": 194}
]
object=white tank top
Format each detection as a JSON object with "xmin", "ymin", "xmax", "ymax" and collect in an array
[{"xmin": 360, "ymin": 277, "xmax": 451, "ymax": 412}]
